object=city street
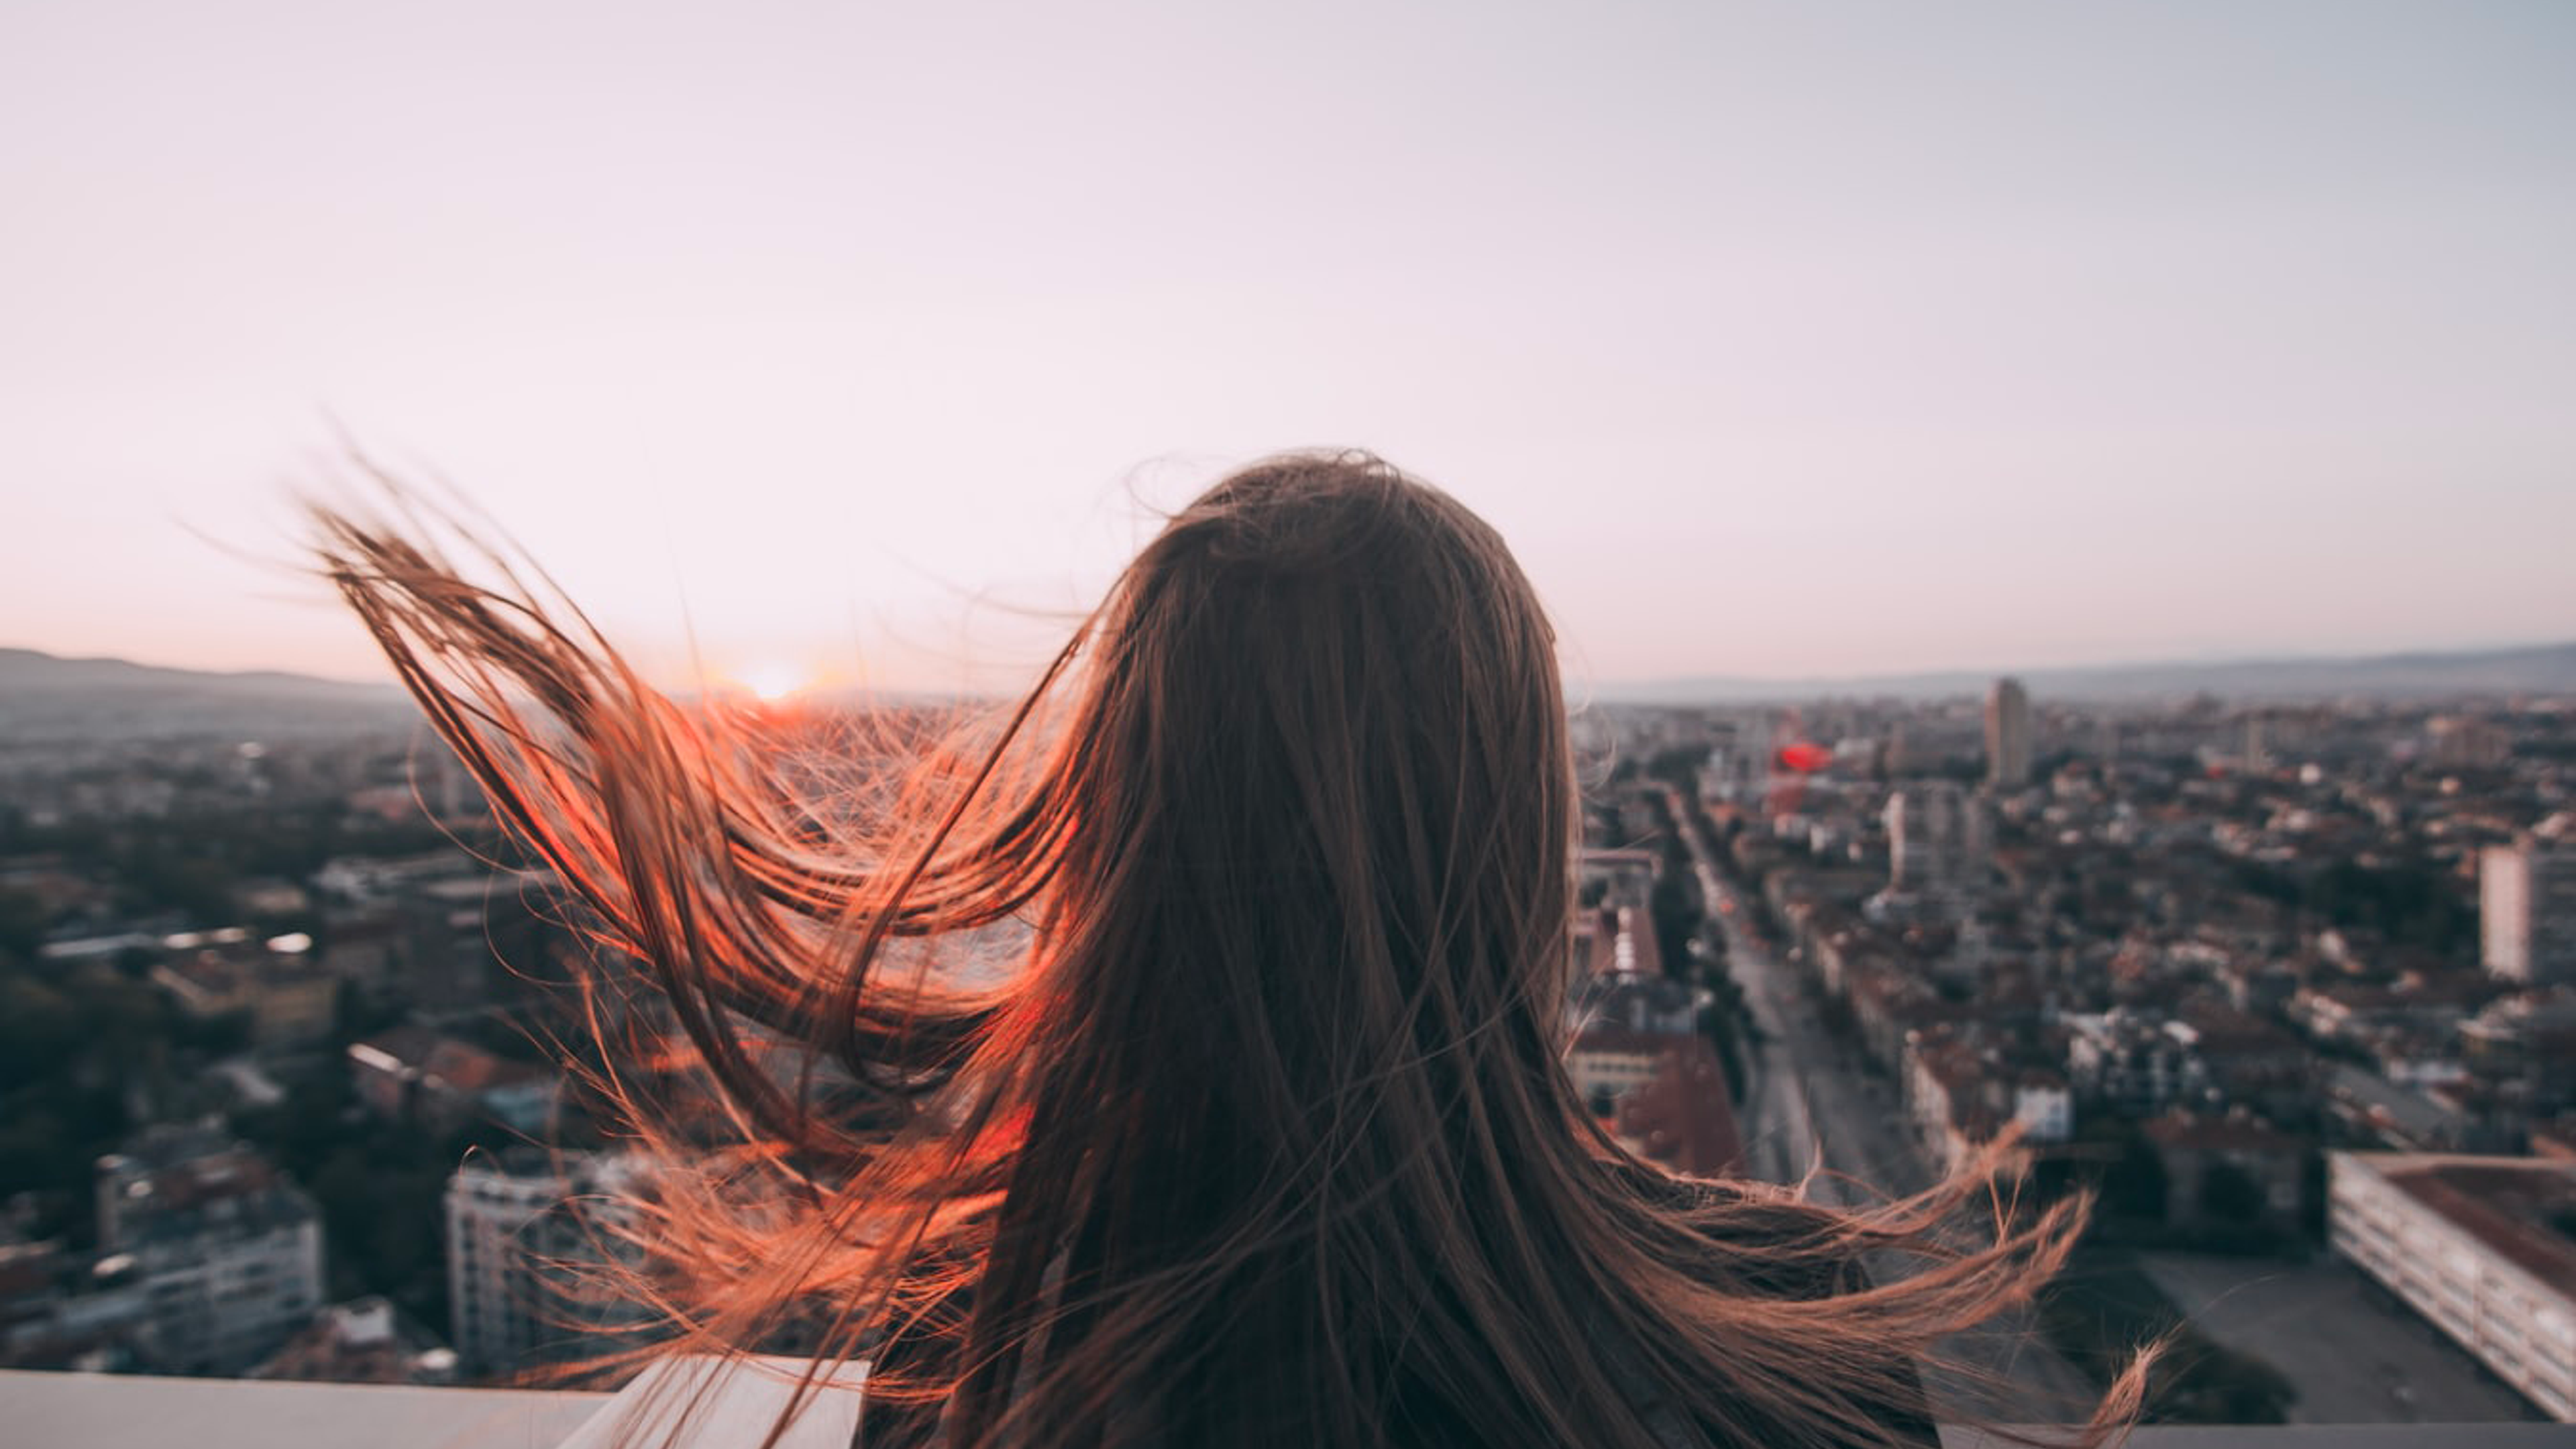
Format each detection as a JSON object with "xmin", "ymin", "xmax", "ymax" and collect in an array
[
  {"xmin": 1671, "ymin": 797, "xmax": 2098, "ymax": 1418},
  {"xmin": 1668, "ymin": 793, "xmax": 2553, "ymax": 1430}
]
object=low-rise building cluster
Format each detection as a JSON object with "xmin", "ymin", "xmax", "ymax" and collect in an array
[{"xmin": 1597, "ymin": 686, "xmax": 2576, "ymax": 1417}]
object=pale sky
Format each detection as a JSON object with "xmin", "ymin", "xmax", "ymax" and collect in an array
[{"xmin": 3, "ymin": 2, "xmax": 2571, "ymax": 696}]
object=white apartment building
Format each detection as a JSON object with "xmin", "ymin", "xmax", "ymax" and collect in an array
[
  {"xmin": 2063, "ymin": 1009, "xmax": 2214, "ymax": 1117},
  {"xmin": 95, "ymin": 1126, "xmax": 325, "ymax": 1375},
  {"xmin": 2328, "ymin": 1150, "xmax": 2576, "ymax": 1421},
  {"xmin": 2483, "ymin": 836, "xmax": 2576, "ymax": 986},
  {"xmin": 445, "ymin": 1151, "xmax": 645, "ymax": 1379},
  {"xmin": 2012, "ymin": 1074, "xmax": 2074, "ymax": 1144}
]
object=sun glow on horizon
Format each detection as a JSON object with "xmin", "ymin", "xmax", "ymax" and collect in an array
[{"xmin": 733, "ymin": 661, "xmax": 812, "ymax": 704}]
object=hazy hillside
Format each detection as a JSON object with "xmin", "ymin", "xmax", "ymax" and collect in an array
[
  {"xmin": 1603, "ymin": 641, "xmax": 2576, "ymax": 706},
  {"xmin": 0, "ymin": 648, "xmax": 414, "ymax": 741},
  {"xmin": 9, "ymin": 639, "xmax": 2573, "ymax": 739}
]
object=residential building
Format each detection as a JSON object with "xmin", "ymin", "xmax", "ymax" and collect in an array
[
  {"xmin": 0, "ymin": 1238, "xmax": 146, "ymax": 1371},
  {"xmin": 2483, "ymin": 837, "xmax": 2576, "ymax": 986},
  {"xmin": 1577, "ymin": 847, "xmax": 1661, "ymax": 911},
  {"xmin": 1882, "ymin": 782, "xmax": 1988, "ymax": 918},
  {"xmin": 400, "ymin": 869, "xmax": 568, "ymax": 1014},
  {"xmin": 2143, "ymin": 1111, "xmax": 2305, "ymax": 1234},
  {"xmin": 349, "ymin": 1026, "xmax": 564, "ymax": 1136},
  {"xmin": 94, "ymin": 1124, "xmax": 325, "ymax": 1375},
  {"xmin": 2064, "ymin": 1010, "xmax": 2215, "ymax": 1118},
  {"xmin": 2330, "ymin": 1151, "xmax": 2576, "ymax": 1421},
  {"xmin": 1611, "ymin": 1038, "xmax": 1743, "ymax": 1178},
  {"xmin": 2428, "ymin": 715, "xmax": 2514, "ymax": 771},
  {"xmin": 250, "ymin": 1297, "xmax": 458, "ymax": 1385},
  {"xmin": 1568, "ymin": 1023, "xmax": 1669, "ymax": 1109},
  {"xmin": 150, "ymin": 929, "xmax": 339, "ymax": 1051},
  {"xmin": 445, "ymin": 1151, "xmax": 646, "ymax": 1379},
  {"xmin": 1985, "ymin": 678, "xmax": 2033, "ymax": 789}
]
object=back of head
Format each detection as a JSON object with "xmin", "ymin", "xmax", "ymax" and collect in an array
[
  {"xmin": 1043, "ymin": 454, "xmax": 1577, "ymax": 1196},
  {"xmin": 953, "ymin": 453, "xmax": 1592, "ymax": 1442}
]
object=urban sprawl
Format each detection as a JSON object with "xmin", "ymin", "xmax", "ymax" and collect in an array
[{"xmin": 3, "ymin": 684, "xmax": 2573, "ymax": 1426}]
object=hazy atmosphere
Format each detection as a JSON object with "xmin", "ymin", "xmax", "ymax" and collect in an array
[
  {"xmin": 5, "ymin": 1, "xmax": 2571, "ymax": 694},
  {"xmin": 13, "ymin": 7, "xmax": 2576, "ymax": 1434}
]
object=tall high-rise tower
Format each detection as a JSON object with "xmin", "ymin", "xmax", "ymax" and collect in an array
[
  {"xmin": 1985, "ymin": 677, "xmax": 2033, "ymax": 788},
  {"xmin": 2483, "ymin": 836, "xmax": 2576, "ymax": 985}
]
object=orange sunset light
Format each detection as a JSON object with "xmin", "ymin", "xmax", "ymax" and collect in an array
[{"xmin": 733, "ymin": 661, "xmax": 813, "ymax": 704}]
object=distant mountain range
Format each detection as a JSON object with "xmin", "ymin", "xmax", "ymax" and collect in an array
[
  {"xmin": 1600, "ymin": 642, "xmax": 2576, "ymax": 706},
  {"xmin": 0, "ymin": 647, "xmax": 413, "ymax": 741},
  {"xmin": 5, "ymin": 639, "xmax": 2571, "ymax": 743}
]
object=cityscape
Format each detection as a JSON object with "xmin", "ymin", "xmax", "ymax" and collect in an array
[
  {"xmin": 2, "ymin": 647, "xmax": 2573, "ymax": 1430},
  {"xmin": 6, "ymin": 1, "xmax": 2571, "ymax": 1441}
]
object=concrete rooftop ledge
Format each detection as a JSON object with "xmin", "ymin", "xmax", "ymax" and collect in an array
[
  {"xmin": 3, "ymin": 1364, "xmax": 2564, "ymax": 1448},
  {"xmin": 1937, "ymin": 1423, "xmax": 2576, "ymax": 1433},
  {"xmin": 3, "ymin": 1356, "xmax": 864, "ymax": 1449},
  {"xmin": 1, "ymin": 1368, "xmax": 609, "ymax": 1449}
]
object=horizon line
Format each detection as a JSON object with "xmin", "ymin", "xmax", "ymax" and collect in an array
[{"xmin": 10, "ymin": 635, "xmax": 2573, "ymax": 696}]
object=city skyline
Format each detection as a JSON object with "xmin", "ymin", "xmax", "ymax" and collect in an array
[
  {"xmin": 9, "ymin": 679, "xmax": 2573, "ymax": 1421},
  {"xmin": 5, "ymin": 3, "xmax": 2571, "ymax": 694},
  {"xmin": 11, "ymin": 634, "xmax": 2576, "ymax": 706}
]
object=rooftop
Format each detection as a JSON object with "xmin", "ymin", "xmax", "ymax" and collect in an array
[
  {"xmin": 1613, "ymin": 1038, "xmax": 1744, "ymax": 1179},
  {"xmin": 0, "ymin": 1367, "xmax": 2563, "ymax": 1449},
  {"xmin": 2379, "ymin": 1155, "xmax": 2576, "ymax": 1299}
]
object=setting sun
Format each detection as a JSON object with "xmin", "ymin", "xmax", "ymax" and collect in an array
[{"xmin": 735, "ymin": 661, "xmax": 810, "ymax": 703}]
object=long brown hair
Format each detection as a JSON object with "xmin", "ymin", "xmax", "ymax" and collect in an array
[{"xmin": 312, "ymin": 452, "xmax": 2140, "ymax": 1448}]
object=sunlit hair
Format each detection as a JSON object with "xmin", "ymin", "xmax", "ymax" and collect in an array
[{"xmin": 311, "ymin": 452, "xmax": 2144, "ymax": 1448}]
